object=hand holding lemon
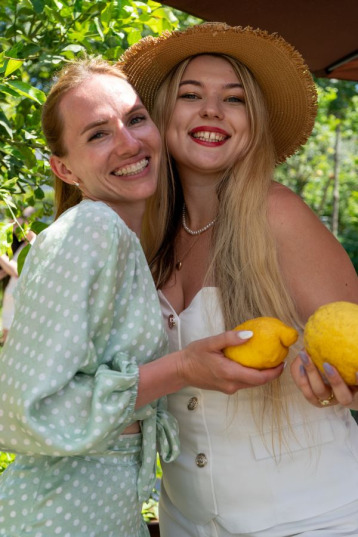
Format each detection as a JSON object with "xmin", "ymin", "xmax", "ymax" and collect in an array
[
  {"xmin": 224, "ymin": 317, "xmax": 299, "ymax": 369},
  {"xmin": 304, "ymin": 301, "xmax": 358, "ymax": 385}
]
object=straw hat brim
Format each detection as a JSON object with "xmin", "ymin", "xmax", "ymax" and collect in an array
[{"xmin": 120, "ymin": 22, "xmax": 318, "ymax": 163}]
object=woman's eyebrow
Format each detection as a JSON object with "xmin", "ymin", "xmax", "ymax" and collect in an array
[
  {"xmin": 225, "ymin": 82, "xmax": 243, "ymax": 89},
  {"xmin": 179, "ymin": 79, "xmax": 201, "ymax": 87},
  {"xmin": 179, "ymin": 80, "xmax": 243, "ymax": 89},
  {"xmin": 81, "ymin": 119, "xmax": 108, "ymax": 136}
]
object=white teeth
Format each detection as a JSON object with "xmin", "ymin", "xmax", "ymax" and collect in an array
[
  {"xmin": 192, "ymin": 131, "xmax": 226, "ymax": 142},
  {"xmin": 113, "ymin": 158, "xmax": 148, "ymax": 176}
]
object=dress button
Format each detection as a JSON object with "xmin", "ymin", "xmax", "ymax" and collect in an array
[
  {"xmin": 195, "ymin": 453, "xmax": 208, "ymax": 468},
  {"xmin": 187, "ymin": 396, "xmax": 199, "ymax": 411},
  {"xmin": 168, "ymin": 314, "xmax": 176, "ymax": 329}
]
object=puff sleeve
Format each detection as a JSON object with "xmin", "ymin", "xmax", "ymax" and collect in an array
[{"xmin": 0, "ymin": 201, "xmax": 169, "ymax": 458}]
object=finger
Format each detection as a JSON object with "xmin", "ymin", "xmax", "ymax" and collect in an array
[
  {"xmin": 299, "ymin": 350, "xmax": 333, "ymax": 402},
  {"xmin": 321, "ymin": 362, "xmax": 354, "ymax": 406},
  {"xmin": 226, "ymin": 329, "xmax": 254, "ymax": 346},
  {"xmin": 200, "ymin": 329, "xmax": 254, "ymax": 352},
  {"xmin": 250, "ymin": 363, "xmax": 285, "ymax": 384},
  {"xmin": 291, "ymin": 358, "xmax": 321, "ymax": 406},
  {"xmin": 223, "ymin": 359, "xmax": 284, "ymax": 388}
]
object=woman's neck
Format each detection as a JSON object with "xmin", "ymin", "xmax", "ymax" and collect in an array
[
  {"xmin": 113, "ymin": 203, "xmax": 145, "ymax": 236},
  {"xmin": 180, "ymin": 178, "xmax": 219, "ymax": 231},
  {"xmin": 86, "ymin": 197, "xmax": 145, "ymax": 237}
]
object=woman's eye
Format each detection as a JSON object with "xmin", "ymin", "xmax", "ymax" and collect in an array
[
  {"xmin": 88, "ymin": 131, "xmax": 105, "ymax": 141},
  {"xmin": 179, "ymin": 93, "xmax": 199, "ymax": 100},
  {"xmin": 226, "ymin": 96, "xmax": 245, "ymax": 103},
  {"xmin": 130, "ymin": 115, "xmax": 146, "ymax": 125}
]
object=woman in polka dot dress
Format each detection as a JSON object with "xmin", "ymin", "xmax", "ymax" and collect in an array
[{"xmin": 0, "ymin": 58, "xmax": 281, "ymax": 537}]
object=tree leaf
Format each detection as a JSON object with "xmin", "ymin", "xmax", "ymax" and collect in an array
[
  {"xmin": 0, "ymin": 120, "xmax": 13, "ymax": 139},
  {"xmin": 4, "ymin": 58, "xmax": 23, "ymax": 77},
  {"xmin": 0, "ymin": 83, "xmax": 19, "ymax": 97},
  {"xmin": 0, "ymin": 222, "xmax": 14, "ymax": 256},
  {"xmin": 30, "ymin": 0, "xmax": 46, "ymax": 14},
  {"xmin": 34, "ymin": 187, "xmax": 45, "ymax": 199},
  {"xmin": 17, "ymin": 243, "xmax": 31, "ymax": 275},
  {"xmin": 6, "ymin": 80, "xmax": 46, "ymax": 104},
  {"xmin": 30, "ymin": 221, "xmax": 48, "ymax": 234}
]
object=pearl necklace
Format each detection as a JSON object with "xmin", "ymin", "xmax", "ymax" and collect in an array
[{"xmin": 182, "ymin": 204, "xmax": 217, "ymax": 236}]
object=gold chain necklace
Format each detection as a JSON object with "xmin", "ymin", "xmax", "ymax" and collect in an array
[
  {"xmin": 175, "ymin": 234, "xmax": 201, "ymax": 271},
  {"xmin": 176, "ymin": 205, "xmax": 217, "ymax": 270}
]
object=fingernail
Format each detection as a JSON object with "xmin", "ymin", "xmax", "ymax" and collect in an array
[
  {"xmin": 283, "ymin": 360, "xmax": 288, "ymax": 369},
  {"xmin": 237, "ymin": 330, "xmax": 253, "ymax": 340},
  {"xmin": 323, "ymin": 362, "xmax": 334, "ymax": 376},
  {"xmin": 299, "ymin": 364, "xmax": 306, "ymax": 376},
  {"xmin": 299, "ymin": 351, "xmax": 309, "ymax": 366}
]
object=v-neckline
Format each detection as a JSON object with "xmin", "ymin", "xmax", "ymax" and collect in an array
[{"xmin": 158, "ymin": 287, "xmax": 217, "ymax": 317}]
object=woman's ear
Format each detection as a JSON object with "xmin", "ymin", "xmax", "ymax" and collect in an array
[{"xmin": 50, "ymin": 155, "xmax": 77, "ymax": 185}]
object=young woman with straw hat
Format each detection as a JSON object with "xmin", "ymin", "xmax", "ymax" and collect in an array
[{"xmin": 121, "ymin": 23, "xmax": 358, "ymax": 536}]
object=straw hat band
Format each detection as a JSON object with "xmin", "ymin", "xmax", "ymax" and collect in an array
[{"xmin": 121, "ymin": 23, "xmax": 318, "ymax": 163}]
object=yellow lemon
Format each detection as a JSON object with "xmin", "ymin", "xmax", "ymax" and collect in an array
[
  {"xmin": 304, "ymin": 301, "xmax": 358, "ymax": 385},
  {"xmin": 224, "ymin": 317, "xmax": 299, "ymax": 369}
]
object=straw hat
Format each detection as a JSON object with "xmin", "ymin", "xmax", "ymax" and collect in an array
[{"xmin": 120, "ymin": 22, "xmax": 318, "ymax": 163}]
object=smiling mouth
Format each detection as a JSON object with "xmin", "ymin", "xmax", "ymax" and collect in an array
[
  {"xmin": 113, "ymin": 158, "xmax": 149, "ymax": 176},
  {"xmin": 191, "ymin": 131, "xmax": 228, "ymax": 142}
]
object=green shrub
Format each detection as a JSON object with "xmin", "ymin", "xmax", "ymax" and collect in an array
[{"xmin": 0, "ymin": 452, "xmax": 15, "ymax": 473}]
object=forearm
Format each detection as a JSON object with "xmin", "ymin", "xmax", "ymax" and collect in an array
[
  {"xmin": 136, "ymin": 352, "xmax": 186, "ymax": 408},
  {"xmin": 0, "ymin": 255, "xmax": 18, "ymax": 278},
  {"xmin": 135, "ymin": 330, "xmax": 285, "ymax": 409}
]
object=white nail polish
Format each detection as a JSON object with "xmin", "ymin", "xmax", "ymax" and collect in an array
[{"xmin": 237, "ymin": 330, "xmax": 253, "ymax": 340}]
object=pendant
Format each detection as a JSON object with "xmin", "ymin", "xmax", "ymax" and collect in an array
[{"xmin": 175, "ymin": 261, "xmax": 182, "ymax": 271}]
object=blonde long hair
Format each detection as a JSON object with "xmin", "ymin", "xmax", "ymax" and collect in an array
[
  {"xmin": 143, "ymin": 54, "xmax": 304, "ymax": 436},
  {"xmin": 41, "ymin": 57, "xmax": 128, "ymax": 219}
]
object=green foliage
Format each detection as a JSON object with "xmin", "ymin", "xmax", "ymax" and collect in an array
[
  {"xmin": 142, "ymin": 456, "xmax": 162, "ymax": 522},
  {"xmin": 16, "ymin": 243, "xmax": 32, "ymax": 274},
  {"xmin": 0, "ymin": 452, "xmax": 15, "ymax": 473},
  {"xmin": 275, "ymin": 78, "xmax": 358, "ymax": 269}
]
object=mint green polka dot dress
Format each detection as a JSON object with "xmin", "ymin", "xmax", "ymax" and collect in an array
[{"xmin": 0, "ymin": 200, "xmax": 179, "ymax": 536}]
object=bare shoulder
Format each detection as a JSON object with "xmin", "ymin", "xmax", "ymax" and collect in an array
[
  {"xmin": 267, "ymin": 182, "xmax": 358, "ymax": 321},
  {"xmin": 267, "ymin": 182, "xmax": 320, "ymax": 237}
]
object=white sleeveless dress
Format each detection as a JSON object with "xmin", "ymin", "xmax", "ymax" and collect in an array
[{"xmin": 158, "ymin": 287, "xmax": 358, "ymax": 537}]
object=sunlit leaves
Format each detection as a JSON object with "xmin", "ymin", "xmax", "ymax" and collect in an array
[
  {"xmin": 0, "ymin": 452, "xmax": 15, "ymax": 474},
  {"xmin": 4, "ymin": 58, "xmax": 23, "ymax": 77},
  {"xmin": 5, "ymin": 80, "xmax": 46, "ymax": 104},
  {"xmin": 0, "ymin": 222, "xmax": 14, "ymax": 256}
]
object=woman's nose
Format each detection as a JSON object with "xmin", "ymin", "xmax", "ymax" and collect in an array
[
  {"xmin": 115, "ymin": 127, "xmax": 141, "ymax": 156},
  {"xmin": 199, "ymin": 97, "xmax": 224, "ymax": 119}
]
